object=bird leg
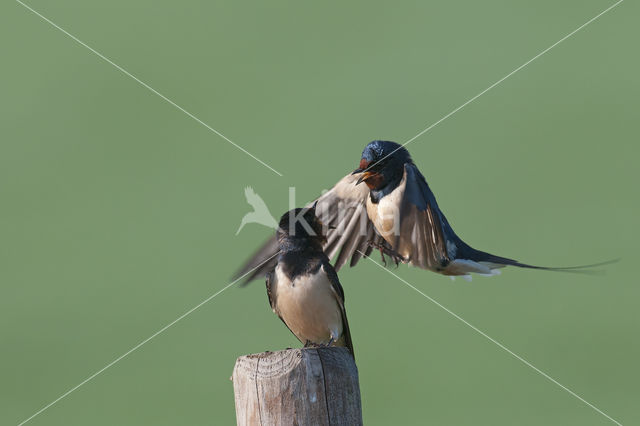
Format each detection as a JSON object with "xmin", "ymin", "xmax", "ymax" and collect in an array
[
  {"xmin": 379, "ymin": 246, "xmax": 387, "ymax": 266},
  {"xmin": 367, "ymin": 240, "xmax": 406, "ymax": 266}
]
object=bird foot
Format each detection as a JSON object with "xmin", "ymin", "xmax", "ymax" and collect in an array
[
  {"xmin": 304, "ymin": 338, "xmax": 336, "ymax": 350},
  {"xmin": 367, "ymin": 240, "xmax": 406, "ymax": 266}
]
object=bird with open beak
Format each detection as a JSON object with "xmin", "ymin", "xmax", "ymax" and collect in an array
[{"xmin": 236, "ymin": 140, "xmax": 614, "ymax": 284}]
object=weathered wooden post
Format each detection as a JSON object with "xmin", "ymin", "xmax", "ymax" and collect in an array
[{"xmin": 232, "ymin": 347, "xmax": 362, "ymax": 425}]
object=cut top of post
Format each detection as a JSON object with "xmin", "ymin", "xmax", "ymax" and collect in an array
[{"xmin": 232, "ymin": 347, "xmax": 362, "ymax": 426}]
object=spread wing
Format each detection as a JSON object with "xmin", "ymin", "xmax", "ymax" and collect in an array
[
  {"xmin": 396, "ymin": 163, "xmax": 457, "ymax": 270},
  {"xmin": 235, "ymin": 236, "xmax": 280, "ymax": 285},
  {"xmin": 399, "ymin": 163, "xmax": 616, "ymax": 275},
  {"xmin": 397, "ymin": 162, "xmax": 502, "ymax": 271},
  {"xmin": 316, "ymin": 173, "xmax": 382, "ymax": 270},
  {"xmin": 233, "ymin": 173, "xmax": 381, "ymax": 285},
  {"xmin": 321, "ymin": 259, "xmax": 354, "ymax": 358}
]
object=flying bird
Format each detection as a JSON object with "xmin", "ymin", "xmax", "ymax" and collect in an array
[
  {"xmin": 266, "ymin": 205, "xmax": 354, "ymax": 357},
  {"xmin": 235, "ymin": 140, "xmax": 614, "ymax": 283},
  {"xmin": 236, "ymin": 186, "xmax": 278, "ymax": 235}
]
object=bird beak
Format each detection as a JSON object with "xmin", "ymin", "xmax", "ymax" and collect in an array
[
  {"xmin": 356, "ymin": 171, "xmax": 375, "ymax": 185},
  {"xmin": 351, "ymin": 168, "xmax": 363, "ymax": 175}
]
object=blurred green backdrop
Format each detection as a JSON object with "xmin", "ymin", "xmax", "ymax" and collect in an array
[{"xmin": 2, "ymin": 0, "xmax": 638, "ymax": 425}]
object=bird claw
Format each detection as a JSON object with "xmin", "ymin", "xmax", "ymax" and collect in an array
[
  {"xmin": 304, "ymin": 339, "xmax": 335, "ymax": 350},
  {"xmin": 367, "ymin": 240, "xmax": 406, "ymax": 266}
]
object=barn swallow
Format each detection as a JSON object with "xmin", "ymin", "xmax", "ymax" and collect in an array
[
  {"xmin": 266, "ymin": 204, "xmax": 354, "ymax": 356},
  {"xmin": 236, "ymin": 140, "xmax": 615, "ymax": 283}
]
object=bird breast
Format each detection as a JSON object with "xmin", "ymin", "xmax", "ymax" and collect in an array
[
  {"xmin": 273, "ymin": 265, "xmax": 342, "ymax": 345},
  {"xmin": 366, "ymin": 177, "xmax": 406, "ymax": 248}
]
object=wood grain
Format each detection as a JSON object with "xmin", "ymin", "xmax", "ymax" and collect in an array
[{"xmin": 232, "ymin": 347, "xmax": 362, "ymax": 426}]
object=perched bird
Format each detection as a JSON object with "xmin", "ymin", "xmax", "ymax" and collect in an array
[
  {"xmin": 266, "ymin": 205, "xmax": 354, "ymax": 356},
  {"xmin": 236, "ymin": 140, "xmax": 614, "ymax": 283},
  {"xmin": 236, "ymin": 186, "xmax": 278, "ymax": 235}
]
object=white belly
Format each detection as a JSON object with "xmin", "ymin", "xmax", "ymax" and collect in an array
[
  {"xmin": 366, "ymin": 184, "xmax": 405, "ymax": 247},
  {"xmin": 274, "ymin": 265, "xmax": 342, "ymax": 345}
]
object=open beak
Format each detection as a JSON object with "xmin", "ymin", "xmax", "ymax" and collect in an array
[
  {"xmin": 355, "ymin": 170, "xmax": 375, "ymax": 185},
  {"xmin": 353, "ymin": 158, "xmax": 374, "ymax": 184}
]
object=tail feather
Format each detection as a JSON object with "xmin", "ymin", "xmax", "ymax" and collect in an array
[{"xmin": 473, "ymin": 250, "xmax": 620, "ymax": 275}]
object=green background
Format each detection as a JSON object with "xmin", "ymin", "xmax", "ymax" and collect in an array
[{"xmin": 2, "ymin": 0, "xmax": 638, "ymax": 425}]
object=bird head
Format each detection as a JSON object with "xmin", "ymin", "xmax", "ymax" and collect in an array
[
  {"xmin": 352, "ymin": 140, "xmax": 412, "ymax": 190},
  {"xmin": 276, "ymin": 202, "xmax": 326, "ymax": 250}
]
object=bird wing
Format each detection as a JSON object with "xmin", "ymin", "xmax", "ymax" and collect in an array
[
  {"xmin": 315, "ymin": 172, "xmax": 382, "ymax": 270},
  {"xmin": 392, "ymin": 163, "xmax": 458, "ymax": 270},
  {"xmin": 233, "ymin": 172, "xmax": 382, "ymax": 285},
  {"xmin": 395, "ymin": 162, "xmax": 502, "ymax": 272},
  {"xmin": 235, "ymin": 235, "xmax": 280, "ymax": 285},
  {"xmin": 397, "ymin": 163, "xmax": 617, "ymax": 275},
  {"xmin": 321, "ymin": 259, "xmax": 354, "ymax": 358},
  {"xmin": 265, "ymin": 269, "xmax": 277, "ymax": 310}
]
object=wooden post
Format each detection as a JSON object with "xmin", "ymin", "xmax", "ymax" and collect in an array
[{"xmin": 232, "ymin": 347, "xmax": 362, "ymax": 426}]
